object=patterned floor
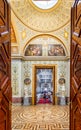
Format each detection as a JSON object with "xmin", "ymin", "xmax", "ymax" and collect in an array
[{"xmin": 12, "ymin": 104, "xmax": 69, "ymax": 130}]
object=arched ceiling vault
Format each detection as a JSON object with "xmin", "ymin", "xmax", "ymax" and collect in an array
[{"xmin": 10, "ymin": 0, "xmax": 73, "ymax": 33}]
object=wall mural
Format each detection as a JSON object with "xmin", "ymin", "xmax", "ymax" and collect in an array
[
  {"xmin": 25, "ymin": 44, "xmax": 66, "ymax": 56},
  {"xmin": 48, "ymin": 44, "xmax": 65, "ymax": 56},
  {"xmin": 25, "ymin": 44, "xmax": 42, "ymax": 56}
]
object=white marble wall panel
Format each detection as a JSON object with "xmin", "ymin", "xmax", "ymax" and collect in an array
[
  {"xmin": 11, "ymin": 59, "xmax": 70, "ymax": 98},
  {"xmin": 11, "ymin": 59, "xmax": 22, "ymax": 97}
]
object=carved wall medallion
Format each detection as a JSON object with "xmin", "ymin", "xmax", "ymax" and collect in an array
[
  {"xmin": 24, "ymin": 78, "xmax": 31, "ymax": 85},
  {"xmin": 59, "ymin": 78, "xmax": 65, "ymax": 85}
]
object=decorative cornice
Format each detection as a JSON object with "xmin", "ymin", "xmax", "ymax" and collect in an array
[{"xmin": 11, "ymin": 55, "xmax": 70, "ymax": 61}]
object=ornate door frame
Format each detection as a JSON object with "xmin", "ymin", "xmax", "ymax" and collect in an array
[{"xmin": 32, "ymin": 64, "xmax": 57, "ymax": 105}]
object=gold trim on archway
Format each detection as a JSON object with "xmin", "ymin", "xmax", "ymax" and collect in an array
[{"xmin": 32, "ymin": 64, "xmax": 57, "ymax": 105}]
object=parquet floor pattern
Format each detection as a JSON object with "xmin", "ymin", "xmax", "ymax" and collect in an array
[{"xmin": 12, "ymin": 105, "xmax": 69, "ymax": 130}]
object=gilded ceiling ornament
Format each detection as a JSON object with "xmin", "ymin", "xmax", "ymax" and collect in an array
[{"xmin": 10, "ymin": 0, "xmax": 73, "ymax": 32}]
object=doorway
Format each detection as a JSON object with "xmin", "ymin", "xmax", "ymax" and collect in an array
[
  {"xmin": 36, "ymin": 68, "xmax": 53, "ymax": 104},
  {"xmin": 32, "ymin": 65, "xmax": 57, "ymax": 105}
]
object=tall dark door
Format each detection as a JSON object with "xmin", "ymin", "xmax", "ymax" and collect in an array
[
  {"xmin": 0, "ymin": 0, "xmax": 11, "ymax": 130},
  {"xmin": 70, "ymin": 2, "xmax": 81, "ymax": 130}
]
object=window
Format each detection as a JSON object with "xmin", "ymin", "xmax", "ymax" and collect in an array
[{"xmin": 32, "ymin": 0, "xmax": 58, "ymax": 10}]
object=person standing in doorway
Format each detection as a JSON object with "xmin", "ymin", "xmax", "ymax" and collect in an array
[{"xmin": 43, "ymin": 93, "xmax": 46, "ymax": 103}]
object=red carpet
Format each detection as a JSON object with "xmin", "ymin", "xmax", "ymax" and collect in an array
[{"xmin": 38, "ymin": 98, "xmax": 51, "ymax": 104}]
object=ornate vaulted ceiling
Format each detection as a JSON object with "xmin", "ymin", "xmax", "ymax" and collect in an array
[{"xmin": 10, "ymin": 0, "xmax": 73, "ymax": 32}]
